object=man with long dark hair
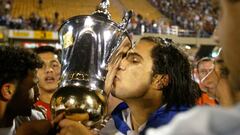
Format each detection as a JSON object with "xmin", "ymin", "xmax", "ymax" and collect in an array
[
  {"xmin": 54, "ymin": 36, "xmax": 199, "ymax": 135},
  {"xmin": 146, "ymin": 0, "xmax": 240, "ymax": 134},
  {"xmin": 101, "ymin": 37, "xmax": 198, "ymax": 135}
]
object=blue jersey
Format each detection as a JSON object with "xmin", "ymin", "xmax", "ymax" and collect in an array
[{"xmin": 111, "ymin": 102, "xmax": 191, "ymax": 135}]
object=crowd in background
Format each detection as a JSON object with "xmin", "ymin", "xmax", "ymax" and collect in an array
[
  {"xmin": 0, "ymin": 0, "xmax": 62, "ymax": 31},
  {"xmin": 126, "ymin": 11, "xmax": 186, "ymax": 37},
  {"xmin": 149, "ymin": 0, "xmax": 218, "ymax": 37},
  {"xmin": 0, "ymin": 12, "xmax": 62, "ymax": 31},
  {"xmin": 0, "ymin": 0, "xmax": 218, "ymax": 37}
]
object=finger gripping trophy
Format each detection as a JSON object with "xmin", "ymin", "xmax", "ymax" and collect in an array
[{"xmin": 50, "ymin": 0, "xmax": 132, "ymax": 129}]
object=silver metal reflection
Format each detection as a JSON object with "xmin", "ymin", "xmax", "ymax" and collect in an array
[{"xmin": 50, "ymin": 0, "xmax": 132, "ymax": 128}]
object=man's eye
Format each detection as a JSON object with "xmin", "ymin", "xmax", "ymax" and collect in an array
[
  {"xmin": 131, "ymin": 57, "xmax": 139, "ymax": 63},
  {"xmin": 51, "ymin": 62, "xmax": 60, "ymax": 68},
  {"xmin": 53, "ymin": 64, "xmax": 59, "ymax": 67}
]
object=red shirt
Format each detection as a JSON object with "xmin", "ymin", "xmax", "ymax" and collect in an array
[
  {"xmin": 197, "ymin": 92, "xmax": 217, "ymax": 106},
  {"xmin": 35, "ymin": 100, "xmax": 51, "ymax": 120}
]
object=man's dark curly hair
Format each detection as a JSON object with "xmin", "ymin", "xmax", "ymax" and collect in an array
[
  {"xmin": 34, "ymin": 46, "xmax": 61, "ymax": 63},
  {"xmin": 0, "ymin": 46, "xmax": 43, "ymax": 91},
  {"xmin": 141, "ymin": 37, "xmax": 199, "ymax": 109}
]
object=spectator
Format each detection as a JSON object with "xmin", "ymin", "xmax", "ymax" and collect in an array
[
  {"xmin": 34, "ymin": 46, "xmax": 61, "ymax": 120},
  {"xmin": 195, "ymin": 57, "xmax": 218, "ymax": 106}
]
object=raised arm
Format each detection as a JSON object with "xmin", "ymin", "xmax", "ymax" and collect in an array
[{"xmin": 220, "ymin": 0, "xmax": 240, "ymax": 91}]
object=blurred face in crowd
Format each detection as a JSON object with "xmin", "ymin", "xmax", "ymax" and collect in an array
[
  {"xmin": 197, "ymin": 59, "xmax": 215, "ymax": 80},
  {"xmin": 111, "ymin": 40, "xmax": 154, "ymax": 99},
  {"xmin": 197, "ymin": 58, "xmax": 215, "ymax": 92},
  {"xmin": 200, "ymin": 59, "xmax": 230, "ymax": 100},
  {"xmin": 37, "ymin": 52, "xmax": 61, "ymax": 93},
  {"xmin": 7, "ymin": 70, "xmax": 37, "ymax": 116}
]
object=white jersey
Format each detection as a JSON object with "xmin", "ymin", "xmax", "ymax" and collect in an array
[
  {"xmin": 147, "ymin": 104, "xmax": 240, "ymax": 135},
  {"xmin": 0, "ymin": 109, "xmax": 45, "ymax": 135}
]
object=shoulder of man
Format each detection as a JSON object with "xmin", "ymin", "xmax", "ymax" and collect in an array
[
  {"xmin": 146, "ymin": 105, "xmax": 240, "ymax": 135},
  {"xmin": 15, "ymin": 109, "xmax": 46, "ymax": 129}
]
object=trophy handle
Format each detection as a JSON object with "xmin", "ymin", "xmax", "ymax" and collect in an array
[{"xmin": 119, "ymin": 10, "xmax": 133, "ymax": 30}]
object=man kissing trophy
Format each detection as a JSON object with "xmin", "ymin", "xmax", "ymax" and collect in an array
[{"xmin": 50, "ymin": 0, "xmax": 132, "ymax": 131}]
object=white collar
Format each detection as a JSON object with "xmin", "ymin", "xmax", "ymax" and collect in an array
[{"xmin": 122, "ymin": 108, "xmax": 146, "ymax": 133}]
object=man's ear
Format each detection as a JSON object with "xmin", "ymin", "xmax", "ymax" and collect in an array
[
  {"xmin": 152, "ymin": 74, "xmax": 169, "ymax": 90},
  {"xmin": 1, "ymin": 83, "xmax": 16, "ymax": 101}
]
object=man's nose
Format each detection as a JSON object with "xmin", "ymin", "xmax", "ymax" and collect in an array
[
  {"xmin": 45, "ymin": 65, "xmax": 54, "ymax": 73},
  {"xmin": 118, "ymin": 58, "xmax": 127, "ymax": 70}
]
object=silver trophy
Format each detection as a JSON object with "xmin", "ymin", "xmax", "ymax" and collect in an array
[{"xmin": 50, "ymin": 0, "xmax": 132, "ymax": 128}]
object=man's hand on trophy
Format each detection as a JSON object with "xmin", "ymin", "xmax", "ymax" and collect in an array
[
  {"xmin": 105, "ymin": 56, "xmax": 122, "ymax": 96},
  {"xmin": 57, "ymin": 119, "xmax": 93, "ymax": 135},
  {"xmin": 65, "ymin": 113, "xmax": 90, "ymax": 122},
  {"xmin": 105, "ymin": 37, "xmax": 132, "ymax": 96}
]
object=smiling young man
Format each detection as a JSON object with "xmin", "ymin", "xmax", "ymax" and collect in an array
[
  {"xmin": 34, "ymin": 46, "xmax": 61, "ymax": 120},
  {"xmin": 0, "ymin": 46, "xmax": 42, "ymax": 135}
]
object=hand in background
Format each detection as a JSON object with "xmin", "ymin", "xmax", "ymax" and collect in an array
[
  {"xmin": 16, "ymin": 113, "xmax": 65, "ymax": 135},
  {"xmin": 16, "ymin": 120, "xmax": 51, "ymax": 135}
]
